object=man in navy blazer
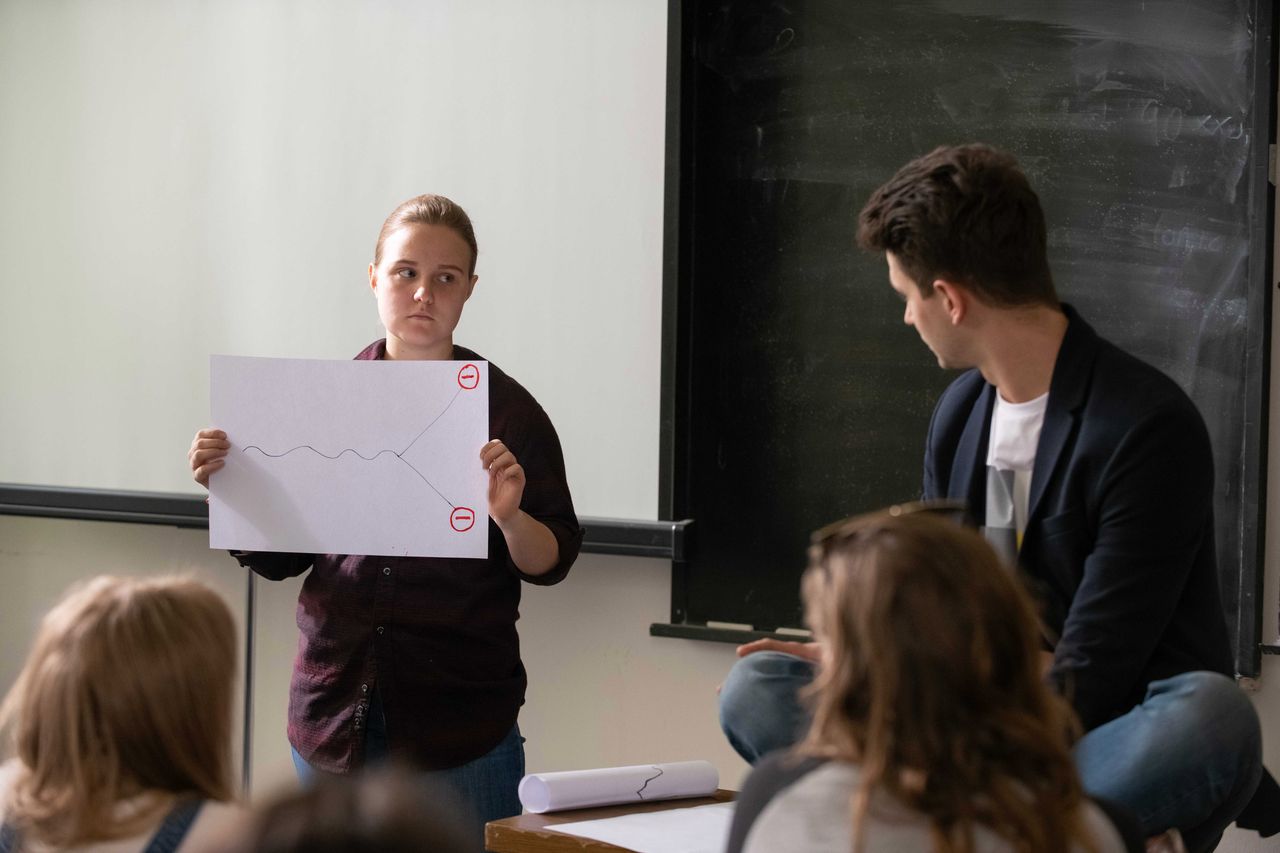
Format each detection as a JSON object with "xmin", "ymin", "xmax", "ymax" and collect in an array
[
  {"xmin": 719, "ymin": 144, "xmax": 1271, "ymax": 851},
  {"xmin": 922, "ymin": 304, "xmax": 1233, "ymax": 732}
]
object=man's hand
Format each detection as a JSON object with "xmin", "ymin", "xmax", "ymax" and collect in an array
[
  {"xmin": 736, "ymin": 638, "xmax": 823, "ymax": 662},
  {"xmin": 716, "ymin": 638, "xmax": 823, "ymax": 695}
]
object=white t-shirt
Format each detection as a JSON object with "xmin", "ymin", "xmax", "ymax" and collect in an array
[{"xmin": 984, "ymin": 391, "xmax": 1047, "ymax": 561}]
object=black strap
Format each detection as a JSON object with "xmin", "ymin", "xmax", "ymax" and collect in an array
[
  {"xmin": 724, "ymin": 752, "xmax": 827, "ymax": 853},
  {"xmin": 1236, "ymin": 768, "xmax": 1280, "ymax": 837},
  {"xmin": 143, "ymin": 799, "xmax": 204, "ymax": 853},
  {"xmin": 0, "ymin": 800, "xmax": 203, "ymax": 853},
  {"xmin": 0, "ymin": 821, "xmax": 19, "ymax": 853}
]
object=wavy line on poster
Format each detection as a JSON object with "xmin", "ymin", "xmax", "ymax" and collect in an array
[
  {"xmin": 241, "ymin": 388, "xmax": 466, "ymax": 509},
  {"xmin": 242, "ymin": 445, "xmax": 455, "ymax": 509}
]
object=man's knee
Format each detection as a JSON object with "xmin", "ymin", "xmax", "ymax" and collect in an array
[
  {"xmin": 718, "ymin": 652, "xmax": 815, "ymax": 764},
  {"xmin": 1077, "ymin": 671, "xmax": 1262, "ymax": 839},
  {"xmin": 720, "ymin": 652, "xmax": 805, "ymax": 723},
  {"xmin": 1149, "ymin": 671, "xmax": 1259, "ymax": 744}
]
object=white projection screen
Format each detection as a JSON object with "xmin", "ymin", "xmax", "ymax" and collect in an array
[{"xmin": 0, "ymin": 0, "xmax": 667, "ymax": 523}]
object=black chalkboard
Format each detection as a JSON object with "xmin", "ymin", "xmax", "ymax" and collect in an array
[{"xmin": 659, "ymin": 0, "xmax": 1275, "ymax": 676}]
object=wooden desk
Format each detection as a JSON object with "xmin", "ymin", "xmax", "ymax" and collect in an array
[{"xmin": 484, "ymin": 789, "xmax": 735, "ymax": 853}]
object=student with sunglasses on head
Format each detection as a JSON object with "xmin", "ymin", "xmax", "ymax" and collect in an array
[{"xmin": 726, "ymin": 508, "xmax": 1140, "ymax": 853}]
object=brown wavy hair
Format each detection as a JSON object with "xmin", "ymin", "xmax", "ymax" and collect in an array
[
  {"xmin": 0, "ymin": 575, "xmax": 237, "ymax": 847},
  {"xmin": 799, "ymin": 510, "xmax": 1095, "ymax": 853}
]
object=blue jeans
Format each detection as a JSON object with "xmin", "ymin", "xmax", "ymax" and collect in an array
[
  {"xmin": 291, "ymin": 690, "xmax": 525, "ymax": 846},
  {"xmin": 718, "ymin": 651, "xmax": 815, "ymax": 764},
  {"xmin": 1074, "ymin": 672, "xmax": 1261, "ymax": 852},
  {"xmin": 719, "ymin": 653, "xmax": 1261, "ymax": 852}
]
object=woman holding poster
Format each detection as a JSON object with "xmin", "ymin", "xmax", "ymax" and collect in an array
[{"xmin": 187, "ymin": 195, "xmax": 581, "ymax": 843}]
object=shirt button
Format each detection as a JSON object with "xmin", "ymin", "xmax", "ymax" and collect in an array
[
  {"xmin": 376, "ymin": 626, "xmax": 385, "ymax": 635},
  {"xmin": 361, "ymin": 683, "xmax": 369, "ymax": 693},
  {"xmin": 383, "ymin": 567, "xmax": 391, "ymax": 576}
]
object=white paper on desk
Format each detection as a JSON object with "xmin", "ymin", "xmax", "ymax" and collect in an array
[
  {"xmin": 518, "ymin": 761, "xmax": 719, "ymax": 813},
  {"xmin": 209, "ymin": 355, "xmax": 488, "ymax": 558},
  {"xmin": 551, "ymin": 801, "xmax": 735, "ymax": 853}
]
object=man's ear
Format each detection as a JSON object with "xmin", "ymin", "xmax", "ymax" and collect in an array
[
  {"xmin": 368, "ymin": 263, "xmax": 377, "ymax": 295},
  {"xmin": 932, "ymin": 279, "xmax": 968, "ymax": 325}
]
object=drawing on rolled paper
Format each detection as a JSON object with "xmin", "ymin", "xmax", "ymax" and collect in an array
[
  {"xmin": 518, "ymin": 761, "xmax": 720, "ymax": 814},
  {"xmin": 635, "ymin": 766, "xmax": 663, "ymax": 799}
]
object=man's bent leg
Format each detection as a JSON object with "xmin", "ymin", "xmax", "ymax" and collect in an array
[
  {"xmin": 1074, "ymin": 671, "xmax": 1261, "ymax": 853},
  {"xmin": 718, "ymin": 651, "xmax": 816, "ymax": 764}
]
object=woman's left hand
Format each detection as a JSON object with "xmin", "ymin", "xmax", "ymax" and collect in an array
[{"xmin": 481, "ymin": 439, "xmax": 525, "ymax": 525}]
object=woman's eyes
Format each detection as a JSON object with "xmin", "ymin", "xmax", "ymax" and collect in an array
[{"xmin": 392, "ymin": 268, "xmax": 454, "ymax": 284}]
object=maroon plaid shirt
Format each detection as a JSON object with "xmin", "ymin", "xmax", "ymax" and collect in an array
[{"xmin": 236, "ymin": 341, "xmax": 582, "ymax": 772}]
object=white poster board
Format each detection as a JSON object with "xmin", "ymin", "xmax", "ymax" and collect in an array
[{"xmin": 209, "ymin": 355, "xmax": 489, "ymax": 558}]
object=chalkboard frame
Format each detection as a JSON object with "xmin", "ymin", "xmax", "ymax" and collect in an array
[{"xmin": 655, "ymin": 0, "xmax": 1277, "ymax": 678}]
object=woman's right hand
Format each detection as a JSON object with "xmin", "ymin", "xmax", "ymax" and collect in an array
[{"xmin": 188, "ymin": 428, "xmax": 231, "ymax": 488}]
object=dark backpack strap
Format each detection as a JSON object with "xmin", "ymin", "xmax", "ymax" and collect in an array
[
  {"xmin": 0, "ymin": 821, "xmax": 20, "ymax": 853},
  {"xmin": 142, "ymin": 799, "xmax": 204, "ymax": 853}
]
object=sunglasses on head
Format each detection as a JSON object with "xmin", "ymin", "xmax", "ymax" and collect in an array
[{"xmin": 809, "ymin": 499, "xmax": 969, "ymax": 551}]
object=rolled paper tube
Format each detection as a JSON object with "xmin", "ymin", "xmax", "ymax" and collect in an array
[{"xmin": 518, "ymin": 760, "xmax": 719, "ymax": 814}]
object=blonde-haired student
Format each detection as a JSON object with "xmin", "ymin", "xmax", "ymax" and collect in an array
[
  {"xmin": 0, "ymin": 575, "xmax": 242, "ymax": 852},
  {"xmin": 725, "ymin": 509, "xmax": 1141, "ymax": 853}
]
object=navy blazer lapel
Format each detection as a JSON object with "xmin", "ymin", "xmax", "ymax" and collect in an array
[
  {"xmin": 951, "ymin": 382, "xmax": 995, "ymax": 516},
  {"xmin": 1027, "ymin": 305, "xmax": 1097, "ymax": 527}
]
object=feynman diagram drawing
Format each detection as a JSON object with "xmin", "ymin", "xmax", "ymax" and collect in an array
[{"xmin": 209, "ymin": 356, "xmax": 489, "ymax": 558}]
